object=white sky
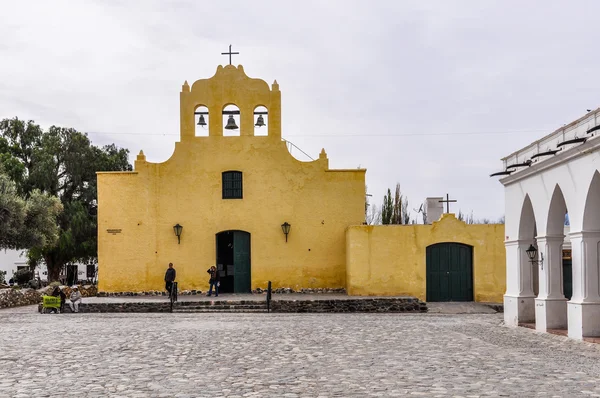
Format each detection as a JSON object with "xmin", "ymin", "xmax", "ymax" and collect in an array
[{"xmin": 1, "ymin": 0, "xmax": 599, "ymax": 221}]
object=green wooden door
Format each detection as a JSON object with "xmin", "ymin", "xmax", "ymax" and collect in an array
[
  {"xmin": 426, "ymin": 243, "xmax": 473, "ymax": 302},
  {"xmin": 563, "ymin": 259, "xmax": 572, "ymax": 300},
  {"xmin": 233, "ymin": 231, "xmax": 251, "ymax": 293}
]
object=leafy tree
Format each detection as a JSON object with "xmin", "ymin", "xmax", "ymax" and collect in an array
[
  {"xmin": 0, "ymin": 118, "xmax": 132, "ymax": 281},
  {"xmin": 381, "ymin": 189, "xmax": 393, "ymax": 225},
  {"xmin": 0, "ymin": 172, "xmax": 62, "ymax": 250}
]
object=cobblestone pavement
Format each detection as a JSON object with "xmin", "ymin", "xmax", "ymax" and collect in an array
[{"xmin": 1, "ymin": 307, "xmax": 600, "ymax": 397}]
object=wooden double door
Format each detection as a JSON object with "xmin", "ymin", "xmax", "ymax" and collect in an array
[
  {"xmin": 426, "ymin": 242, "xmax": 473, "ymax": 302},
  {"xmin": 216, "ymin": 230, "xmax": 251, "ymax": 293}
]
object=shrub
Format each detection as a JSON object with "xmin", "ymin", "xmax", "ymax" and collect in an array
[
  {"xmin": 14, "ymin": 268, "xmax": 32, "ymax": 285},
  {"xmin": 0, "ymin": 270, "xmax": 6, "ymax": 284}
]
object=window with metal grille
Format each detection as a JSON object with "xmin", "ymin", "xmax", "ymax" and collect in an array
[{"xmin": 222, "ymin": 171, "xmax": 243, "ymax": 199}]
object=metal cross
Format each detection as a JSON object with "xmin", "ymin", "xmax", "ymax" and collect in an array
[
  {"xmin": 439, "ymin": 193, "xmax": 457, "ymax": 213},
  {"xmin": 221, "ymin": 44, "xmax": 239, "ymax": 65}
]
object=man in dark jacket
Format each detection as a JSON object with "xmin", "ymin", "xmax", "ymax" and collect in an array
[{"xmin": 164, "ymin": 263, "xmax": 176, "ymax": 296}]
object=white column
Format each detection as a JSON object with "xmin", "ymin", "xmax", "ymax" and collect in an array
[
  {"xmin": 568, "ymin": 231, "xmax": 600, "ymax": 339},
  {"xmin": 504, "ymin": 239, "xmax": 536, "ymax": 326},
  {"xmin": 535, "ymin": 235, "xmax": 567, "ymax": 331}
]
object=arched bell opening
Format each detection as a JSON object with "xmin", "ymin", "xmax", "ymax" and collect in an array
[
  {"xmin": 223, "ymin": 104, "xmax": 240, "ymax": 137},
  {"xmin": 253, "ymin": 105, "xmax": 268, "ymax": 136},
  {"xmin": 194, "ymin": 105, "xmax": 209, "ymax": 137}
]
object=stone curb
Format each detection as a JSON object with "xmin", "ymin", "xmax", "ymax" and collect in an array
[{"xmin": 37, "ymin": 297, "xmax": 427, "ymax": 314}]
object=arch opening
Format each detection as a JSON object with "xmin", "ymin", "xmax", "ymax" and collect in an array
[
  {"xmin": 253, "ymin": 105, "xmax": 268, "ymax": 136},
  {"xmin": 194, "ymin": 105, "xmax": 209, "ymax": 137},
  {"xmin": 518, "ymin": 195, "xmax": 539, "ymax": 298},
  {"xmin": 223, "ymin": 104, "xmax": 240, "ymax": 137},
  {"xmin": 546, "ymin": 185, "xmax": 572, "ymax": 303},
  {"xmin": 582, "ymin": 171, "xmax": 600, "ymax": 231}
]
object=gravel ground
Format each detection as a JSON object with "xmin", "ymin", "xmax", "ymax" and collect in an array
[{"xmin": 0, "ymin": 307, "xmax": 599, "ymax": 397}]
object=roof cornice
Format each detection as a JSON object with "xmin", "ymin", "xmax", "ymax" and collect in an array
[{"xmin": 499, "ymin": 136, "xmax": 600, "ymax": 186}]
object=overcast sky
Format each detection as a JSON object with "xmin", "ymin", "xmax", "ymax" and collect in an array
[{"xmin": 1, "ymin": 1, "xmax": 598, "ymax": 222}]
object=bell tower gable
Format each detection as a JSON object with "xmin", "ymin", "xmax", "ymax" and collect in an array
[{"xmin": 180, "ymin": 65, "xmax": 281, "ymax": 140}]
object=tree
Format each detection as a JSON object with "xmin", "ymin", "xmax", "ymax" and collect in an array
[
  {"xmin": 366, "ymin": 203, "xmax": 381, "ymax": 225},
  {"xmin": 0, "ymin": 172, "xmax": 62, "ymax": 251},
  {"xmin": 401, "ymin": 196, "xmax": 410, "ymax": 225},
  {"xmin": 381, "ymin": 189, "xmax": 393, "ymax": 225},
  {"xmin": 0, "ymin": 118, "xmax": 132, "ymax": 281},
  {"xmin": 392, "ymin": 184, "xmax": 402, "ymax": 225}
]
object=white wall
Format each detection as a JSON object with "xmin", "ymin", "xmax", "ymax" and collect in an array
[
  {"xmin": 0, "ymin": 250, "xmax": 91, "ymax": 284},
  {"xmin": 0, "ymin": 249, "xmax": 27, "ymax": 282}
]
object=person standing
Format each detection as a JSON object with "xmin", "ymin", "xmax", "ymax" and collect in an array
[
  {"xmin": 58, "ymin": 287, "xmax": 67, "ymax": 313},
  {"xmin": 206, "ymin": 266, "xmax": 219, "ymax": 297},
  {"xmin": 164, "ymin": 263, "xmax": 176, "ymax": 297},
  {"xmin": 69, "ymin": 286, "xmax": 82, "ymax": 313}
]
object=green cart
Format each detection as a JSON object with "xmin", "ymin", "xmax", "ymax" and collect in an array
[{"xmin": 41, "ymin": 295, "xmax": 62, "ymax": 314}]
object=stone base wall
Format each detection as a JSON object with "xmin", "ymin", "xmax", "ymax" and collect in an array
[
  {"xmin": 97, "ymin": 288, "xmax": 347, "ymax": 297},
  {"xmin": 271, "ymin": 298, "xmax": 427, "ymax": 313},
  {"xmin": 255, "ymin": 287, "xmax": 346, "ymax": 294},
  {"xmin": 38, "ymin": 297, "xmax": 427, "ymax": 313},
  {"xmin": 0, "ymin": 288, "xmax": 41, "ymax": 309},
  {"xmin": 39, "ymin": 302, "xmax": 172, "ymax": 313}
]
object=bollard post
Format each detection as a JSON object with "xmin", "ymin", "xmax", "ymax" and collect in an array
[{"xmin": 267, "ymin": 281, "xmax": 272, "ymax": 313}]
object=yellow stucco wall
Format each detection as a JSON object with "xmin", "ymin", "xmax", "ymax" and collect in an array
[
  {"xmin": 346, "ymin": 214, "xmax": 506, "ymax": 303},
  {"xmin": 97, "ymin": 65, "xmax": 366, "ymax": 292}
]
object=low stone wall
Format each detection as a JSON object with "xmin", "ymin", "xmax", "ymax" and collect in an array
[
  {"xmin": 37, "ymin": 297, "xmax": 427, "ymax": 313},
  {"xmin": 271, "ymin": 298, "xmax": 427, "ymax": 313},
  {"xmin": 98, "ymin": 290, "xmax": 200, "ymax": 297},
  {"xmin": 0, "ymin": 288, "xmax": 41, "ymax": 309},
  {"xmin": 39, "ymin": 302, "xmax": 172, "ymax": 313}
]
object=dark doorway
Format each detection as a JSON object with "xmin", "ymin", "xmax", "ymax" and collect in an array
[
  {"xmin": 426, "ymin": 242, "xmax": 473, "ymax": 302},
  {"xmin": 215, "ymin": 230, "xmax": 251, "ymax": 293},
  {"xmin": 563, "ymin": 258, "xmax": 572, "ymax": 300},
  {"xmin": 66, "ymin": 264, "xmax": 78, "ymax": 286}
]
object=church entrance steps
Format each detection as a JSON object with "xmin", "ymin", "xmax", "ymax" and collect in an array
[
  {"xmin": 173, "ymin": 308, "xmax": 268, "ymax": 313},
  {"xmin": 37, "ymin": 294, "xmax": 427, "ymax": 313},
  {"xmin": 173, "ymin": 301, "xmax": 268, "ymax": 313}
]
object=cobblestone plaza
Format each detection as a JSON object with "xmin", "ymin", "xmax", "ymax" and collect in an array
[{"xmin": 1, "ymin": 307, "xmax": 600, "ymax": 397}]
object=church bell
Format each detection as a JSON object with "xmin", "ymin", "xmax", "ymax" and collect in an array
[
  {"xmin": 197, "ymin": 114, "xmax": 206, "ymax": 127},
  {"xmin": 255, "ymin": 115, "xmax": 266, "ymax": 128},
  {"xmin": 224, "ymin": 115, "xmax": 239, "ymax": 130}
]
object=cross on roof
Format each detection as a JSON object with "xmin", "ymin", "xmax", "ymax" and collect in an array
[
  {"xmin": 439, "ymin": 194, "xmax": 457, "ymax": 213},
  {"xmin": 221, "ymin": 44, "xmax": 239, "ymax": 65}
]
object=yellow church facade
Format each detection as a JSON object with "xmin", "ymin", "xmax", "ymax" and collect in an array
[
  {"xmin": 97, "ymin": 64, "xmax": 505, "ymax": 302},
  {"xmin": 97, "ymin": 65, "xmax": 366, "ymax": 293}
]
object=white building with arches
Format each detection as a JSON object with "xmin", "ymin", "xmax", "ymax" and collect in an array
[{"xmin": 494, "ymin": 109, "xmax": 600, "ymax": 339}]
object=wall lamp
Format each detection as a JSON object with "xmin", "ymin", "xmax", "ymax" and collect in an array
[
  {"xmin": 525, "ymin": 244, "xmax": 544, "ymax": 270},
  {"xmin": 281, "ymin": 222, "xmax": 291, "ymax": 242},
  {"xmin": 173, "ymin": 223, "xmax": 183, "ymax": 244}
]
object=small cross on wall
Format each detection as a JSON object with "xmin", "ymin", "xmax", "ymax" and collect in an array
[
  {"xmin": 221, "ymin": 44, "xmax": 240, "ymax": 65},
  {"xmin": 439, "ymin": 194, "xmax": 457, "ymax": 214}
]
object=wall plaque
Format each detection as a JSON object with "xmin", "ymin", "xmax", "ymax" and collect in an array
[{"xmin": 107, "ymin": 229, "xmax": 122, "ymax": 235}]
